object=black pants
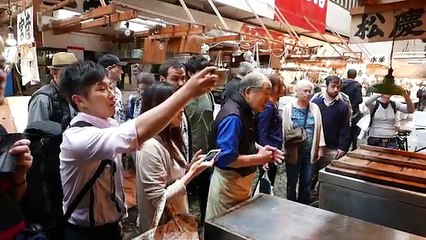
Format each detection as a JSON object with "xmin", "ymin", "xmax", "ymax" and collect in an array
[
  {"xmin": 350, "ymin": 113, "xmax": 363, "ymax": 151},
  {"xmin": 64, "ymin": 221, "xmax": 121, "ymax": 240},
  {"xmin": 188, "ymin": 168, "xmax": 212, "ymax": 225}
]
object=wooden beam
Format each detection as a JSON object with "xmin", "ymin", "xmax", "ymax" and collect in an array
[
  {"xmin": 41, "ymin": 0, "xmax": 76, "ymax": 14},
  {"xmin": 43, "ymin": 5, "xmax": 116, "ymax": 31},
  {"xmin": 52, "ymin": 10, "xmax": 137, "ymax": 34},
  {"xmin": 81, "ymin": 10, "xmax": 138, "ymax": 28},
  {"xmin": 34, "ymin": 0, "xmax": 43, "ymax": 46},
  {"xmin": 363, "ymin": 0, "xmax": 380, "ymax": 6},
  {"xmin": 351, "ymin": 0, "xmax": 422, "ymax": 15},
  {"xmin": 134, "ymin": 24, "xmax": 205, "ymax": 39}
]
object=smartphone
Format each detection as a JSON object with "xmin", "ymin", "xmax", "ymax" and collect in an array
[
  {"xmin": 203, "ymin": 149, "xmax": 221, "ymax": 162},
  {"xmin": 0, "ymin": 133, "xmax": 26, "ymax": 175}
]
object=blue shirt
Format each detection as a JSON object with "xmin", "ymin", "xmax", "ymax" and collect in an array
[
  {"xmin": 291, "ymin": 107, "xmax": 315, "ymax": 151},
  {"xmin": 215, "ymin": 115, "xmax": 242, "ymax": 169},
  {"xmin": 256, "ymin": 101, "xmax": 283, "ymax": 149},
  {"xmin": 126, "ymin": 94, "xmax": 142, "ymax": 120}
]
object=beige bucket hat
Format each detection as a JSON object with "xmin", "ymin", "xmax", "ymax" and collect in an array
[{"xmin": 48, "ymin": 52, "xmax": 78, "ymax": 69}]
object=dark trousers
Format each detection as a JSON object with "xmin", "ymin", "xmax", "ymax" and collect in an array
[
  {"xmin": 285, "ymin": 148, "xmax": 313, "ymax": 204},
  {"xmin": 188, "ymin": 168, "xmax": 212, "ymax": 225},
  {"xmin": 350, "ymin": 113, "xmax": 363, "ymax": 151},
  {"xmin": 64, "ymin": 221, "xmax": 121, "ymax": 240}
]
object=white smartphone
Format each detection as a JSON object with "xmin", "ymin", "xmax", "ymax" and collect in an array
[{"xmin": 203, "ymin": 149, "xmax": 221, "ymax": 162}]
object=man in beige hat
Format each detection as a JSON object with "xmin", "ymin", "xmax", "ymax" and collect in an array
[{"xmin": 27, "ymin": 52, "xmax": 77, "ymax": 125}]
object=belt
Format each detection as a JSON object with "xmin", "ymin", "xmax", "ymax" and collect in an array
[{"xmin": 369, "ymin": 137, "xmax": 397, "ymax": 143}]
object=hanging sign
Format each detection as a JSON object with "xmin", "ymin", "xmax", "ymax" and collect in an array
[
  {"xmin": 350, "ymin": 7, "xmax": 426, "ymax": 43},
  {"xmin": 17, "ymin": 7, "xmax": 34, "ymax": 45},
  {"xmin": 275, "ymin": 0, "xmax": 328, "ymax": 33}
]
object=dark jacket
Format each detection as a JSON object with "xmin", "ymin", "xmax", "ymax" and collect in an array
[
  {"xmin": 221, "ymin": 76, "xmax": 242, "ymax": 105},
  {"xmin": 28, "ymin": 81, "xmax": 72, "ymax": 125},
  {"xmin": 342, "ymin": 79, "xmax": 363, "ymax": 115},
  {"xmin": 256, "ymin": 101, "xmax": 283, "ymax": 149},
  {"xmin": 210, "ymin": 93, "xmax": 257, "ymax": 176}
]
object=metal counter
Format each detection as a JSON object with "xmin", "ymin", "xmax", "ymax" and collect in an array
[
  {"xmin": 319, "ymin": 169, "xmax": 426, "ymax": 237},
  {"xmin": 205, "ymin": 194, "xmax": 424, "ymax": 240}
]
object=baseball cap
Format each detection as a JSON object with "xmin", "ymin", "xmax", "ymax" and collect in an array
[{"xmin": 97, "ymin": 54, "xmax": 127, "ymax": 68}]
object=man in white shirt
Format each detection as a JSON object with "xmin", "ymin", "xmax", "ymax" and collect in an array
[{"xmin": 59, "ymin": 61, "xmax": 218, "ymax": 239}]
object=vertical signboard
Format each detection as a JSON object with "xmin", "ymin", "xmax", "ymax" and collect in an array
[
  {"xmin": 275, "ymin": 0, "xmax": 328, "ymax": 33},
  {"xmin": 17, "ymin": 7, "xmax": 35, "ymax": 45}
]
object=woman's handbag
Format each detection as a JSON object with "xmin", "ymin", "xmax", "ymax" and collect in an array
[
  {"xmin": 285, "ymin": 107, "xmax": 309, "ymax": 145},
  {"xmin": 284, "ymin": 107, "xmax": 309, "ymax": 164},
  {"xmin": 134, "ymin": 195, "xmax": 199, "ymax": 240},
  {"xmin": 285, "ymin": 127, "xmax": 307, "ymax": 144}
]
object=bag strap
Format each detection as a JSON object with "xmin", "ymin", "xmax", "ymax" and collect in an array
[
  {"xmin": 303, "ymin": 106, "xmax": 309, "ymax": 129},
  {"xmin": 64, "ymin": 159, "xmax": 112, "ymax": 220},
  {"xmin": 70, "ymin": 121, "xmax": 94, "ymax": 128},
  {"xmin": 63, "ymin": 121, "xmax": 111, "ymax": 221},
  {"xmin": 369, "ymin": 101, "xmax": 397, "ymax": 128},
  {"xmin": 369, "ymin": 101, "xmax": 381, "ymax": 128}
]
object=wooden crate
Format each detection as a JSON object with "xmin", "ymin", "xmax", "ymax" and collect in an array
[{"xmin": 326, "ymin": 145, "xmax": 426, "ymax": 193}]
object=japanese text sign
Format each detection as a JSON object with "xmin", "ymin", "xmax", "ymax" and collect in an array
[
  {"xmin": 275, "ymin": 0, "xmax": 328, "ymax": 33},
  {"xmin": 17, "ymin": 7, "xmax": 34, "ymax": 45},
  {"xmin": 350, "ymin": 7, "xmax": 426, "ymax": 43}
]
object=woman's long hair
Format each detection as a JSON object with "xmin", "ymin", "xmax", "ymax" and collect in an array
[{"xmin": 141, "ymin": 82, "xmax": 186, "ymax": 168}]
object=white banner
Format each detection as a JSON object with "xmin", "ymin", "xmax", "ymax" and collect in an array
[
  {"xmin": 350, "ymin": 7, "xmax": 426, "ymax": 43},
  {"xmin": 17, "ymin": 7, "xmax": 35, "ymax": 46}
]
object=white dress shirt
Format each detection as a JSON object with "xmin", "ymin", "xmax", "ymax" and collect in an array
[{"xmin": 60, "ymin": 112, "xmax": 140, "ymax": 226}]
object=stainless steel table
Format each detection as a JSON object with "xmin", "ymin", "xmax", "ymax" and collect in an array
[
  {"xmin": 205, "ymin": 194, "xmax": 424, "ymax": 240},
  {"xmin": 319, "ymin": 169, "xmax": 426, "ymax": 237}
]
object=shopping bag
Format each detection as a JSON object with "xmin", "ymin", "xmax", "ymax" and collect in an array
[
  {"xmin": 134, "ymin": 195, "xmax": 199, "ymax": 240},
  {"xmin": 253, "ymin": 171, "xmax": 273, "ymax": 196},
  {"xmin": 357, "ymin": 114, "xmax": 371, "ymax": 140}
]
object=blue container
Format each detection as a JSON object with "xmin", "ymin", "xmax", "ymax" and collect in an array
[{"xmin": 5, "ymin": 73, "xmax": 13, "ymax": 96}]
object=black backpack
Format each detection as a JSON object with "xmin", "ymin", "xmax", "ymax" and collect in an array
[{"xmin": 21, "ymin": 121, "xmax": 111, "ymax": 239}]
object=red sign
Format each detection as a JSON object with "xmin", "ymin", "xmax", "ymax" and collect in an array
[{"xmin": 275, "ymin": 0, "xmax": 328, "ymax": 33}]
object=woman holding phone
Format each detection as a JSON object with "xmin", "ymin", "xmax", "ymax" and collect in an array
[{"xmin": 135, "ymin": 82, "xmax": 214, "ymax": 233}]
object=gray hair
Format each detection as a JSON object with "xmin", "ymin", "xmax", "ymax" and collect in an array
[
  {"xmin": 238, "ymin": 71, "xmax": 270, "ymax": 94},
  {"xmin": 238, "ymin": 61, "xmax": 255, "ymax": 77},
  {"xmin": 295, "ymin": 79, "xmax": 314, "ymax": 91}
]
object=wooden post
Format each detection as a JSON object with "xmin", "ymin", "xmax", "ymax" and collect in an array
[{"xmin": 33, "ymin": 0, "xmax": 43, "ymax": 47}]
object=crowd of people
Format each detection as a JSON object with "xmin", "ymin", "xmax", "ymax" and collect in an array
[{"xmin": 0, "ymin": 52, "xmax": 416, "ymax": 240}]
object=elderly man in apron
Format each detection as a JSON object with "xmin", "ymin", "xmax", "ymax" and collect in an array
[{"xmin": 206, "ymin": 72, "xmax": 284, "ymax": 220}]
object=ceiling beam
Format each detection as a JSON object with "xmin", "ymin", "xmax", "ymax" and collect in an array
[
  {"xmin": 43, "ymin": 5, "xmax": 116, "ymax": 31},
  {"xmin": 134, "ymin": 23, "xmax": 205, "ymax": 38},
  {"xmin": 52, "ymin": 9, "xmax": 137, "ymax": 34},
  {"xmin": 351, "ymin": 0, "xmax": 422, "ymax": 15}
]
